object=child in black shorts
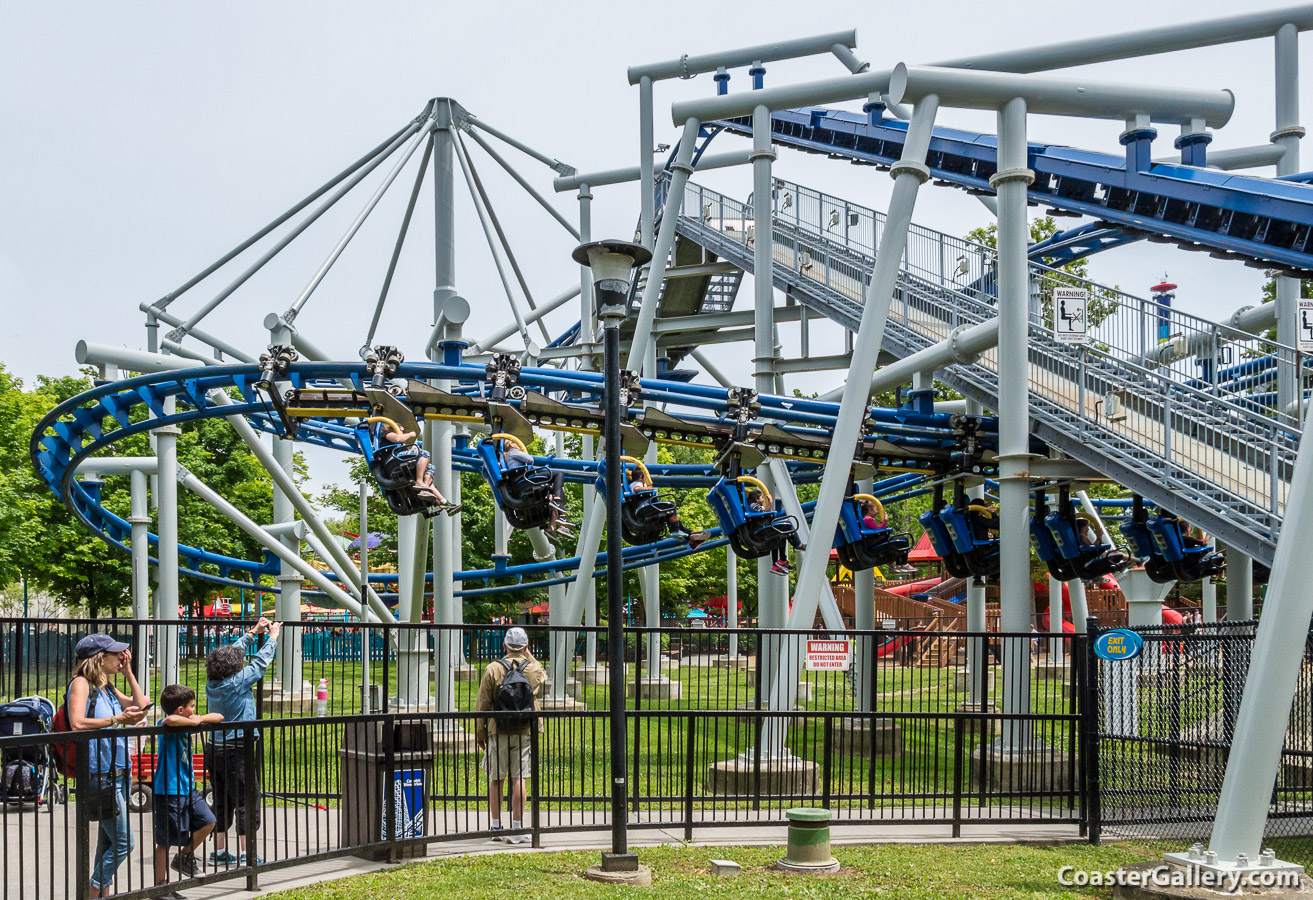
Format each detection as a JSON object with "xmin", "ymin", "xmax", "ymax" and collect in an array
[{"xmin": 153, "ymin": 685, "xmax": 221, "ymax": 898}]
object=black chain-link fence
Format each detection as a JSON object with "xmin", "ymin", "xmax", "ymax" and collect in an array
[{"xmin": 1090, "ymin": 619, "xmax": 1313, "ymax": 866}]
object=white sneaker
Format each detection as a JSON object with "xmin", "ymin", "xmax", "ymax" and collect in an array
[
  {"xmin": 489, "ymin": 824, "xmax": 505, "ymax": 842},
  {"xmin": 509, "ymin": 832, "xmax": 532, "ymax": 844}
]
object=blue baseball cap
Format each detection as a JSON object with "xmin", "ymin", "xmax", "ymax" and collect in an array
[{"xmin": 75, "ymin": 634, "xmax": 130, "ymax": 660}]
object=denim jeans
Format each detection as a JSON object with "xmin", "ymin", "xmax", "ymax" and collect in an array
[{"xmin": 90, "ymin": 774, "xmax": 133, "ymax": 890}]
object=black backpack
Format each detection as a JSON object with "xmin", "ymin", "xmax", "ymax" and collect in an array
[{"xmin": 495, "ymin": 658, "xmax": 537, "ymax": 729}]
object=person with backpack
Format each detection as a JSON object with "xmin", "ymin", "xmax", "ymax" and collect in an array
[
  {"xmin": 473, "ymin": 627, "xmax": 545, "ymax": 843},
  {"xmin": 65, "ymin": 634, "xmax": 149, "ymax": 898}
]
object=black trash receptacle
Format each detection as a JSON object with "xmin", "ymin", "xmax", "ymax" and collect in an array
[{"xmin": 338, "ymin": 719, "xmax": 433, "ymax": 860}]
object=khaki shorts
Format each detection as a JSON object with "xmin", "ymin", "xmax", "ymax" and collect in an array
[{"xmin": 483, "ymin": 733, "xmax": 531, "ymax": 780}]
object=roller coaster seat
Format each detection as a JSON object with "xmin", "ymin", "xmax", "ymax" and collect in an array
[
  {"xmin": 1145, "ymin": 515, "xmax": 1225, "ymax": 582},
  {"xmin": 355, "ymin": 422, "xmax": 437, "ymax": 518},
  {"xmin": 477, "ymin": 438, "xmax": 554, "ymax": 530},
  {"xmin": 939, "ymin": 505, "xmax": 1001, "ymax": 579},
  {"xmin": 918, "ymin": 509, "xmax": 971, "ymax": 579},
  {"xmin": 834, "ymin": 497, "xmax": 911, "ymax": 571},
  {"xmin": 1030, "ymin": 517, "xmax": 1078, "ymax": 582},
  {"xmin": 595, "ymin": 457, "xmax": 676, "ymax": 546},
  {"xmin": 707, "ymin": 477, "xmax": 796, "ymax": 560},
  {"xmin": 1044, "ymin": 513, "xmax": 1129, "ymax": 580}
]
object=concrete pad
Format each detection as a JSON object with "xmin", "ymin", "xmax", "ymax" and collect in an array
[
  {"xmin": 627, "ymin": 677, "xmax": 683, "ymax": 700},
  {"xmin": 710, "ymin": 859, "xmax": 742, "ymax": 876},
  {"xmin": 583, "ymin": 864, "xmax": 653, "ymax": 886},
  {"xmin": 970, "ymin": 746, "xmax": 1073, "ymax": 794},
  {"xmin": 453, "ymin": 664, "xmax": 478, "ymax": 682},
  {"xmin": 777, "ymin": 858, "xmax": 840, "ymax": 875},
  {"xmin": 431, "ymin": 725, "xmax": 478, "ymax": 753},
  {"xmin": 953, "ymin": 668, "xmax": 995, "ymax": 693},
  {"xmin": 540, "ymin": 696, "xmax": 587, "ymax": 712},
  {"xmin": 574, "ymin": 665, "xmax": 612, "ymax": 686},
  {"xmin": 835, "ymin": 717, "xmax": 903, "ymax": 757},
  {"xmin": 716, "ymin": 657, "xmax": 754, "ymax": 670},
  {"xmin": 707, "ymin": 755, "xmax": 819, "ymax": 796}
]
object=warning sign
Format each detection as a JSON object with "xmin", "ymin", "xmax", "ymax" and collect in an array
[
  {"xmin": 1298, "ymin": 298, "xmax": 1313, "ymax": 353},
  {"xmin": 805, "ymin": 640, "xmax": 852, "ymax": 671},
  {"xmin": 1053, "ymin": 287, "xmax": 1089, "ymax": 344}
]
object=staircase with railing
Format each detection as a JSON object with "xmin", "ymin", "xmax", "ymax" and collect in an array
[{"xmin": 662, "ymin": 174, "xmax": 1306, "ymax": 564}]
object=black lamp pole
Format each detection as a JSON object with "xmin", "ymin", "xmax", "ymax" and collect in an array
[{"xmin": 572, "ymin": 239, "xmax": 651, "ymax": 873}]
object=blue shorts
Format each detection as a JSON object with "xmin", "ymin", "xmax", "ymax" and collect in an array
[{"xmin": 153, "ymin": 789, "xmax": 215, "ymax": 847}]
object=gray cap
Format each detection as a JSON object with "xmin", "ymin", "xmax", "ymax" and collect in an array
[
  {"xmin": 75, "ymin": 633, "xmax": 130, "ymax": 660},
  {"xmin": 504, "ymin": 626, "xmax": 529, "ymax": 649}
]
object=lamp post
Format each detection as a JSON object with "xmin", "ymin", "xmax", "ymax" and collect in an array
[{"xmin": 572, "ymin": 239, "xmax": 651, "ymax": 877}]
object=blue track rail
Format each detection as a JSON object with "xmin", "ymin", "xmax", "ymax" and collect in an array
[
  {"xmin": 713, "ymin": 107, "xmax": 1313, "ymax": 273},
  {"xmin": 30, "ymin": 360, "xmax": 978, "ymax": 599}
]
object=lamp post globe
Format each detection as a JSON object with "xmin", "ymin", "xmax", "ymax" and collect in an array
[{"xmin": 572, "ymin": 238, "xmax": 650, "ymax": 873}]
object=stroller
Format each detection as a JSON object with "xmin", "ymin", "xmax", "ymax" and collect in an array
[{"xmin": 0, "ymin": 696, "xmax": 64, "ymax": 809}]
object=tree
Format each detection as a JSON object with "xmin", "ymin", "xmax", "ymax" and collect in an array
[
  {"xmin": 966, "ymin": 216, "xmax": 1120, "ymax": 329},
  {"xmin": 4, "ymin": 366, "xmax": 280, "ymax": 615}
]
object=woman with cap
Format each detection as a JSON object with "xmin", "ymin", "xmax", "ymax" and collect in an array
[{"xmin": 67, "ymin": 633, "xmax": 149, "ymax": 898}]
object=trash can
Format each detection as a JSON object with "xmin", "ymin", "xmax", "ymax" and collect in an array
[{"xmin": 338, "ymin": 719, "xmax": 433, "ymax": 860}]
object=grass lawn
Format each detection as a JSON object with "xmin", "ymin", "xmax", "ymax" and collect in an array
[{"xmin": 269, "ymin": 841, "xmax": 1173, "ymax": 899}]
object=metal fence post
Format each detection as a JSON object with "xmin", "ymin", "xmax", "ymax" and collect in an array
[
  {"xmin": 530, "ymin": 723, "xmax": 541, "ymax": 849},
  {"xmin": 683, "ymin": 715, "xmax": 696, "ymax": 841},
  {"xmin": 382, "ymin": 624, "xmax": 392, "ymax": 713},
  {"xmin": 75, "ymin": 740, "xmax": 90, "ymax": 900},
  {"xmin": 1082, "ymin": 616, "xmax": 1102, "ymax": 844},
  {"xmin": 383, "ymin": 714, "xmax": 397, "ymax": 864},
  {"xmin": 821, "ymin": 716, "xmax": 834, "ymax": 810},
  {"xmin": 952, "ymin": 714, "xmax": 965, "ymax": 838},
  {"xmin": 245, "ymin": 722, "xmax": 260, "ymax": 892}
]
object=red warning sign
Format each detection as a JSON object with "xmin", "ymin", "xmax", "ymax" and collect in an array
[{"xmin": 805, "ymin": 639, "xmax": 852, "ymax": 671}]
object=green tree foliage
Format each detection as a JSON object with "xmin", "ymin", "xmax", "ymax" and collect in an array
[
  {"xmin": 2, "ymin": 366, "xmax": 278, "ymax": 615},
  {"xmin": 966, "ymin": 216, "xmax": 1121, "ymax": 329}
]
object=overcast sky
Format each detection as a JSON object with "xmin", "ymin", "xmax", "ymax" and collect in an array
[{"xmin": 2, "ymin": 1, "xmax": 1307, "ymax": 493}]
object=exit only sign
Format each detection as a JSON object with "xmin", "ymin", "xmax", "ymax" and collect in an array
[{"xmin": 805, "ymin": 639, "xmax": 852, "ymax": 671}]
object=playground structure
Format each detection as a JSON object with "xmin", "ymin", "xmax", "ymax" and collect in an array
[{"xmin": 27, "ymin": 5, "xmax": 1313, "ymax": 881}]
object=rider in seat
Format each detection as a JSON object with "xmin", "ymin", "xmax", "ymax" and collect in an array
[
  {"xmin": 629, "ymin": 469, "xmax": 711, "ymax": 550},
  {"xmin": 746, "ymin": 488, "xmax": 806, "ymax": 576},
  {"xmin": 494, "ymin": 437, "xmax": 575, "ymax": 539},
  {"xmin": 374, "ymin": 419, "xmax": 460, "ymax": 516}
]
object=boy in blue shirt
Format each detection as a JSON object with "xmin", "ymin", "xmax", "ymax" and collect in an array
[{"xmin": 153, "ymin": 685, "xmax": 221, "ymax": 897}]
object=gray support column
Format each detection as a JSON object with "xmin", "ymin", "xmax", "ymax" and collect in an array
[
  {"xmin": 1207, "ymin": 440, "xmax": 1313, "ymax": 865},
  {"xmin": 993, "ymin": 97, "xmax": 1036, "ymax": 750},
  {"xmin": 964, "ymin": 401, "xmax": 989, "ymax": 706},
  {"xmin": 429, "ymin": 397, "xmax": 456, "ymax": 714},
  {"xmin": 1226, "ymin": 546, "xmax": 1254, "ymax": 620},
  {"xmin": 639, "ymin": 76, "xmax": 655, "ymax": 249},
  {"xmin": 395, "ymin": 513, "xmax": 431, "ymax": 709},
  {"xmin": 642, "ymin": 340, "xmax": 663, "ymax": 683},
  {"xmin": 853, "ymin": 477, "xmax": 876, "ymax": 712},
  {"xmin": 153, "ymin": 406, "xmax": 180, "ymax": 691},
  {"xmin": 1202, "ymin": 541, "xmax": 1218, "ymax": 623},
  {"xmin": 1068, "ymin": 579, "xmax": 1089, "ymax": 634},
  {"xmin": 129, "ymin": 469, "xmax": 152, "ymax": 701},
  {"xmin": 1048, "ymin": 574, "xmax": 1064, "ymax": 665},
  {"xmin": 359, "ymin": 481, "xmax": 372, "ymax": 713},
  {"xmin": 271, "ymin": 433, "xmax": 304, "ymax": 699},
  {"xmin": 750, "ymin": 103, "xmax": 787, "ymax": 697},
  {"xmin": 625, "ymin": 119, "xmax": 700, "ymax": 370},
  {"xmin": 578, "ymin": 186, "xmax": 600, "ymax": 669},
  {"xmin": 1274, "ymin": 24, "xmax": 1303, "ymax": 419},
  {"xmin": 726, "ymin": 546, "xmax": 739, "ymax": 660},
  {"xmin": 452, "ymin": 428, "xmax": 467, "ymax": 665},
  {"xmin": 783, "ymin": 99, "xmax": 939, "ymax": 644}
]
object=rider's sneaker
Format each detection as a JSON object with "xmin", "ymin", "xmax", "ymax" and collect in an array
[
  {"xmin": 686, "ymin": 531, "xmax": 710, "ymax": 551},
  {"xmin": 771, "ymin": 560, "xmax": 792, "ymax": 576},
  {"xmin": 443, "ymin": 503, "xmax": 463, "ymax": 516}
]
